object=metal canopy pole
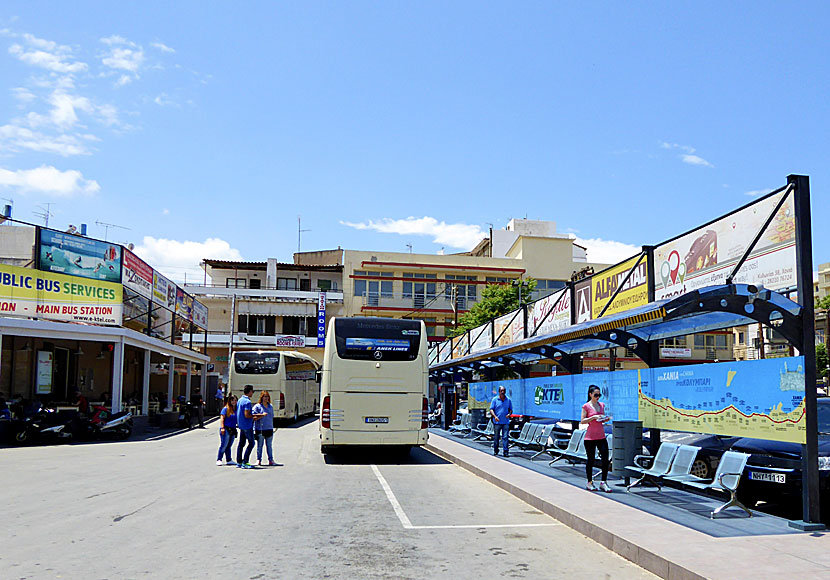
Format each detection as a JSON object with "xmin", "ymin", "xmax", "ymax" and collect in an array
[{"xmin": 790, "ymin": 174, "xmax": 822, "ymax": 528}]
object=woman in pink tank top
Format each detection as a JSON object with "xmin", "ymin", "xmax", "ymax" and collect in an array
[{"xmin": 580, "ymin": 385, "xmax": 611, "ymax": 492}]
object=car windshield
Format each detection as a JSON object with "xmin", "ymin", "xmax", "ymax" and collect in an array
[{"xmin": 818, "ymin": 401, "xmax": 830, "ymax": 434}]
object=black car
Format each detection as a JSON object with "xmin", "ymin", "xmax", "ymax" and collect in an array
[{"xmin": 730, "ymin": 398, "xmax": 830, "ymax": 516}]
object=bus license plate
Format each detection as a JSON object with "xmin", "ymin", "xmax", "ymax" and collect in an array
[
  {"xmin": 748, "ymin": 471, "xmax": 785, "ymax": 484},
  {"xmin": 365, "ymin": 417, "xmax": 389, "ymax": 424}
]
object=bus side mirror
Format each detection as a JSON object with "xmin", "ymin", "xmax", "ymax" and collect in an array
[{"xmin": 315, "ymin": 370, "xmax": 322, "ymax": 383}]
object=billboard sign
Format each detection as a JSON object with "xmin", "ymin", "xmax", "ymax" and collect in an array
[
  {"xmin": 152, "ymin": 271, "xmax": 176, "ymax": 309},
  {"xmin": 494, "ymin": 311, "xmax": 524, "ymax": 347},
  {"xmin": 469, "ymin": 322, "xmax": 493, "ymax": 353},
  {"xmin": 176, "ymin": 288, "xmax": 193, "ymax": 322},
  {"xmin": 317, "ymin": 292, "xmax": 326, "ymax": 347},
  {"xmin": 0, "ymin": 263, "xmax": 123, "ymax": 325},
  {"xmin": 528, "ymin": 287, "xmax": 571, "ymax": 336},
  {"xmin": 576, "ymin": 256, "xmax": 649, "ymax": 323},
  {"xmin": 275, "ymin": 335, "xmax": 306, "ymax": 348},
  {"xmin": 36, "ymin": 351, "xmax": 53, "ymax": 395},
  {"xmin": 122, "ymin": 249, "xmax": 153, "ymax": 299},
  {"xmin": 192, "ymin": 300, "xmax": 208, "ymax": 329},
  {"xmin": 451, "ymin": 333, "xmax": 469, "ymax": 359},
  {"xmin": 38, "ymin": 228, "xmax": 122, "ymax": 283},
  {"xmin": 654, "ymin": 189, "xmax": 796, "ymax": 300}
]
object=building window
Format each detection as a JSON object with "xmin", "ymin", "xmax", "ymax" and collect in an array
[
  {"xmin": 662, "ymin": 336, "xmax": 687, "ymax": 348},
  {"xmin": 226, "ymin": 278, "xmax": 247, "ymax": 288},
  {"xmin": 300, "ymin": 278, "xmax": 311, "ymax": 291},
  {"xmin": 278, "ymin": 278, "xmax": 298, "ymax": 290},
  {"xmin": 283, "ymin": 317, "xmax": 301, "ymax": 334},
  {"xmin": 716, "ymin": 335, "xmax": 727, "ymax": 349},
  {"xmin": 249, "ymin": 278, "xmax": 261, "ymax": 289},
  {"xmin": 422, "ymin": 317, "xmax": 436, "ymax": 337},
  {"xmin": 240, "ymin": 315, "xmax": 275, "ymax": 336},
  {"xmin": 318, "ymin": 279, "xmax": 332, "ymax": 291},
  {"xmin": 738, "ymin": 331, "xmax": 745, "ymax": 345},
  {"xmin": 486, "ymin": 276, "xmax": 509, "ymax": 284}
]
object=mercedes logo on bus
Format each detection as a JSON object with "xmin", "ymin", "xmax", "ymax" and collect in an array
[{"xmin": 373, "ymin": 350, "xmax": 383, "ymax": 360}]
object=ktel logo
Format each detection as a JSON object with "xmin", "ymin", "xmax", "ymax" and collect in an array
[{"xmin": 534, "ymin": 385, "xmax": 564, "ymax": 405}]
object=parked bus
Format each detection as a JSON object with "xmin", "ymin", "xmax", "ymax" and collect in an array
[
  {"xmin": 228, "ymin": 350, "xmax": 320, "ymax": 422},
  {"xmin": 319, "ymin": 317, "xmax": 429, "ymax": 454}
]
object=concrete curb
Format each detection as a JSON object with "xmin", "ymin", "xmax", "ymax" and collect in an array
[{"xmin": 425, "ymin": 439, "xmax": 707, "ymax": 580}]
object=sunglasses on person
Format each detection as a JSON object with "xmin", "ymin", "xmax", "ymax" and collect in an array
[{"xmin": 592, "ymin": 392, "xmax": 602, "ymax": 398}]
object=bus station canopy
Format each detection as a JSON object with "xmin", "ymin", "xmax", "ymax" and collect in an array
[{"xmin": 430, "ymin": 284, "xmax": 803, "ymax": 377}]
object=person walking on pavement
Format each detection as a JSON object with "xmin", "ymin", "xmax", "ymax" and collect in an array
[
  {"xmin": 214, "ymin": 385, "xmax": 224, "ymax": 415},
  {"xmin": 236, "ymin": 385, "xmax": 257, "ymax": 468},
  {"xmin": 192, "ymin": 388, "xmax": 206, "ymax": 428},
  {"xmin": 216, "ymin": 395, "xmax": 238, "ymax": 466},
  {"xmin": 252, "ymin": 391, "xmax": 278, "ymax": 466},
  {"xmin": 581, "ymin": 385, "xmax": 612, "ymax": 492},
  {"xmin": 489, "ymin": 385, "xmax": 513, "ymax": 457}
]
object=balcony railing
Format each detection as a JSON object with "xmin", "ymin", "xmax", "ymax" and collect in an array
[
  {"xmin": 183, "ymin": 285, "xmax": 343, "ymax": 302},
  {"xmin": 359, "ymin": 292, "xmax": 479, "ymax": 312}
]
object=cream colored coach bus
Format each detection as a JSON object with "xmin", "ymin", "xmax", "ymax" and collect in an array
[
  {"xmin": 319, "ymin": 317, "xmax": 429, "ymax": 454},
  {"xmin": 229, "ymin": 350, "xmax": 320, "ymax": 422}
]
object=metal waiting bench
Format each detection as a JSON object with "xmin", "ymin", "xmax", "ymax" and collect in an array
[
  {"xmin": 626, "ymin": 444, "xmax": 699, "ymax": 491},
  {"xmin": 471, "ymin": 419, "xmax": 494, "ymax": 441},
  {"xmin": 547, "ymin": 429, "xmax": 585, "ymax": 465},
  {"xmin": 448, "ymin": 414, "xmax": 473, "ymax": 436},
  {"xmin": 664, "ymin": 450, "xmax": 752, "ymax": 518}
]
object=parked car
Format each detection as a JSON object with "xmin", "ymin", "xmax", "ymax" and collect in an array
[{"xmin": 730, "ymin": 398, "xmax": 830, "ymax": 516}]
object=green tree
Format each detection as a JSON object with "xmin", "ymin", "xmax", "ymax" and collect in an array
[
  {"xmin": 817, "ymin": 295, "xmax": 830, "ymax": 310},
  {"xmin": 446, "ymin": 279, "xmax": 537, "ymax": 338},
  {"xmin": 817, "ymin": 343, "xmax": 829, "ymax": 379}
]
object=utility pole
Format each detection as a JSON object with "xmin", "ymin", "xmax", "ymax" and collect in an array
[
  {"xmin": 298, "ymin": 215, "xmax": 311, "ymax": 254},
  {"xmin": 226, "ymin": 293, "xmax": 236, "ymax": 392},
  {"xmin": 451, "ymin": 284, "xmax": 458, "ymax": 328}
]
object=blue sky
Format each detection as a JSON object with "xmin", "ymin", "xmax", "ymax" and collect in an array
[{"xmin": 1, "ymin": 3, "xmax": 828, "ymax": 282}]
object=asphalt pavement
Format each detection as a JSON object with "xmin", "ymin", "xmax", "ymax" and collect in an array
[{"xmin": 0, "ymin": 418, "xmax": 657, "ymax": 579}]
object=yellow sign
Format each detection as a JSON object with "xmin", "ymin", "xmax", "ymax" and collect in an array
[
  {"xmin": 588, "ymin": 256, "xmax": 649, "ymax": 319},
  {"xmin": 0, "ymin": 263, "xmax": 123, "ymax": 325}
]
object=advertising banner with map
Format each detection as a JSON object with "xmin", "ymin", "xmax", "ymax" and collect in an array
[
  {"xmin": 654, "ymin": 188, "xmax": 796, "ymax": 301},
  {"xmin": 0, "ymin": 263, "xmax": 122, "ymax": 325},
  {"xmin": 575, "ymin": 255, "xmax": 649, "ymax": 323},
  {"xmin": 38, "ymin": 228, "xmax": 122, "ymax": 284},
  {"xmin": 528, "ymin": 287, "xmax": 571, "ymax": 336},
  {"xmin": 639, "ymin": 356, "xmax": 805, "ymax": 443},
  {"xmin": 468, "ymin": 380, "xmax": 527, "ymax": 412},
  {"xmin": 469, "ymin": 322, "xmax": 493, "ymax": 353},
  {"xmin": 122, "ymin": 249, "xmax": 153, "ymax": 299}
]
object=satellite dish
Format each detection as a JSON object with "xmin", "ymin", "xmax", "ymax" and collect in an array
[{"xmin": 127, "ymin": 243, "xmax": 135, "ymax": 251}]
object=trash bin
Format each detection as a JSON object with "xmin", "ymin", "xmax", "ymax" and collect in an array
[{"xmin": 612, "ymin": 421, "xmax": 643, "ymax": 481}]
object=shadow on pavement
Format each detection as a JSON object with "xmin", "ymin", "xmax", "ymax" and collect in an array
[{"xmin": 323, "ymin": 445, "xmax": 450, "ymax": 466}]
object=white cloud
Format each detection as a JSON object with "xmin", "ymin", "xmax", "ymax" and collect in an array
[
  {"xmin": 162, "ymin": 208, "xmax": 170, "ymax": 215},
  {"xmin": 744, "ymin": 188, "xmax": 773, "ymax": 197},
  {"xmin": 572, "ymin": 237, "xmax": 640, "ymax": 265},
  {"xmin": 660, "ymin": 142, "xmax": 714, "ymax": 168},
  {"xmin": 681, "ymin": 154, "xmax": 714, "ymax": 168},
  {"xmin": 341, "ymin": 216, "xmax": 486, "ymax": 249},
  {"xmin": 151, "ymin": 41, "xmax": 175, "ymax": 53},
  {"xmin": 0, "ymin": 165, "xmax": 100, "ymax": 196},
  {"xmin": 0, "ymin": 124, "xmax": 91, "ymax": 156},
  {"xmin": 134, "ymin": 237, "xmax": 243, "ymax": 284},
  {"xmin": 100, "ymin": 39, "xmax": 144, "ymax": 73},
  {"xmin": 8, "ymin": 40, "xmax": 87, "ymax": 74},
  {"xmin": 11, "ymin": 87, "xmax": 36, "ymax": 105}
]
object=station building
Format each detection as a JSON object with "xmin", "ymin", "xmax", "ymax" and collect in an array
[{"xmin": 0, "ymin": 223, "xmax": 209, "ymax": 426}]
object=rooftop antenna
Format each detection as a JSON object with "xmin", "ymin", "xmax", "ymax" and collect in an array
[
  {"xmin": 297, "ymin": 215, "xmax": 311, "ymax": 254},
  {"xmin": 95, "ymin": 220, "xmax": 131, "ymax": 241},
  {"xmin": 33, "ymin": 203, "xmax": 54, "ymax": 227},
  {"xmin": 406, "ymin": 243, "xmax": 412, "ymax": 253}
]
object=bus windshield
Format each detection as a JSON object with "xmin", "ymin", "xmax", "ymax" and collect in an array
[
  {"xmin": 334, "ymin": 318, "xmax": 421, "ymax": 361},
  {"xmin": 234, "ymin": 352, "xmax": 280, "ymax": 374}
]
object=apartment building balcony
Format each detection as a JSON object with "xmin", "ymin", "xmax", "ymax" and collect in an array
[
  {"xmin": 184, "ymin": 284, "xmax": 344, "ymax": 303},
  {"xmin": 359, "ymin": 292, "xmax": 478, "ymax": 313},
  {"xmin": 186, "ymin": 332, "xmax": 320, "ymax": 348}
]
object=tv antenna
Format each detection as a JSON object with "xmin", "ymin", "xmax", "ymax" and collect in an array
[
  {"xmin": 96, "ymin": 220, "xmax": 131, "ymax": 241},
  {"xmin": 406, "ymin": 243, "xmax": 413, "ymax": 253},
  {"xmin": 298, "ymin": 215, "xmax": 311, "ymax": 253},
  {"xmin": 33, "ymin": 203, "xmax": 55, "ymax": 227}
]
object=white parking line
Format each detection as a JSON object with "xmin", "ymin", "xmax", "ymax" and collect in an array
[{"xmin": 370, "ymin": 464, "xmax": 559, "ymax": 530}]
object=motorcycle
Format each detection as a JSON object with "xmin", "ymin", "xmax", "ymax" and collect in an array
[
  {"xmin": 13, "ymin": 407, "xmax": 73, "ymax": 445},
  {"xmin": 70, "ymin": 405, "xmax": 133, "ymax": 440},
  {"xmin": 177, "ymin": 398, "xmax": 194, "ymax": 429}
]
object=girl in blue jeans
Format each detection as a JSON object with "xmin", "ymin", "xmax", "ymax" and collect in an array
[
  {"xmin": 216, "ymin": 395, "xmax": 237, "ymax": 465},
  {"xmin": 253, "ymin": 391, "xmax": 276, "ymax": 466}
]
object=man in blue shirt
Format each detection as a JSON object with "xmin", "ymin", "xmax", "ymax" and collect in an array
[
  {"xmin": 235, "ymin": 385, "xmax": 256, "ymax": 468},
  {"xmin": 489, "ymin": 385, "xmax": 513, "ymax": 457}
]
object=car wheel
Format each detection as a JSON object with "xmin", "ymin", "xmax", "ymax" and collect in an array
[
  {"xmin": 14, "ymin": 428, "xmax": 30, "ymax": 445},
  {"xmin": 690, "ymin": 458, "xmax": 711, "ymax": 479}
]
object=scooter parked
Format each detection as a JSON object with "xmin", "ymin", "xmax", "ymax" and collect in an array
[
  {"xmin": 69, "ymin": 405, "xmax": 133, "ymax": 440},
  {"xmin": 13, "ymin": 407, "xmax": 72, "ymax": 445},
  {"xmin": 177, "ymin": 396, "xmax": 194, "ymax": 430}
]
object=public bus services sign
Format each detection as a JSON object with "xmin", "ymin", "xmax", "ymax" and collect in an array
[{"xmin": 0, "ymin": 263, "xmax": 123, "ymax": 325}]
